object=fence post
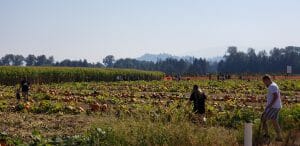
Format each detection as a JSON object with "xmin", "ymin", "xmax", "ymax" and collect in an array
[{"xmin": 244, "ymin": 122, "xmax": 252, "ymax": 146}]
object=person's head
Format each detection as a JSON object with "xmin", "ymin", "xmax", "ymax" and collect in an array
[
  {"xmin": 193, "ymin": 85, "xmax": 199, "ymax": 91},
  {"xmin": 262, "ymin": 74, "xmax": 272, "ymax": 87},
  {"xmin": 192, "ymin": 85, "xmax": 202, "ymax": 93}
]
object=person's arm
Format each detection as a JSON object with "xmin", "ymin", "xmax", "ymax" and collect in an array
[
  {"xmin": 190, "ymin": 93, "xmax": 194, "ymax": 101},
  {"xmin": 188, "ymin": 93, "xmax": 194, "ymax": 105}
]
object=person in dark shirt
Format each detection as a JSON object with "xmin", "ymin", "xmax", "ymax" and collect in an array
[
  {"xmin": 20, "ymin": 78, "xmax": 30, "ymax": 101},
  {"xmin": 189, "ymin": 85, "xmax": 207, "ymax": 115},
  {"xmin": 16, "ymin": 88, "xmax": 21, "ymax": 102}
]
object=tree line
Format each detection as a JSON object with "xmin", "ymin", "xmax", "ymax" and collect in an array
[
  {"xmin": 0, "ymin": 54, "xmax": 210, "ymax": 75},
  {"xmin": 113, "ymin": 57, "xmax": 209, "ymax": 75},
  {"xmin": 0, "ymin": 54, "xmax": 104, "ymax": 68},
  {"xmin": 1, "ymin": 46, "xmax": 300, "ymax": 75},
  {"xmin": 218, "ymin": 46, "xmax": 300, "ymax": 74}
]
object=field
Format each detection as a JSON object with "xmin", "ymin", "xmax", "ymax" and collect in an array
[
  {"xmin": 0, "ymin": 72, "xmax": 299, "ymax": 145},
  {"xmin": 0, "ymin": 66, "xmax": 164, "ymax": 85}
]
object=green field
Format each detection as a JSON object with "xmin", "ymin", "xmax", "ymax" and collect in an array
[{"xmin": 0, "ymin": 75, "xmax": 299, "ymax": 145}]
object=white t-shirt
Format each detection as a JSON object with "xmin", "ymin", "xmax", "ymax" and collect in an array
[{"xmin": 267, "ymin": 82, "xmax": 282, "ymax": 108}]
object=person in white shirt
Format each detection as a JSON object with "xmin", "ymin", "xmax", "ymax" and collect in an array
[{"xmin": 262, "ymin": 74, "xmax": 283, "ymax": 141}]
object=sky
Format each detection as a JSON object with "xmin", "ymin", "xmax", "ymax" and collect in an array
[{"xmin": 0, "ymin": 0, "xmax": 300, "ymax": 62}]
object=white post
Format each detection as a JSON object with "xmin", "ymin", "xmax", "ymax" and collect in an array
[{"xmin": 244, "ymin": 123, "xmax": 252, "ymax": 146}]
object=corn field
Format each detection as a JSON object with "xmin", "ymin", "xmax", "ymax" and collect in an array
[{"xmin": 0, "ymin": 66, "xmax": 164, "ymax": 85}]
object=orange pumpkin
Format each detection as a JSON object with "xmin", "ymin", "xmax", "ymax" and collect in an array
[
  {"xmin": 90, "ymin": 102, "xmax": 101, "ymax": 111},
  {"xmin": 25, "ymin": 102, "xmax": 31, "ymax": 110}
]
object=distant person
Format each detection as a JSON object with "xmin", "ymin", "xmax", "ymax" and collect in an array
[
  {"xmin": 116, "ymin": 75, "xmax": 122, "ymax": 81},
  {"xmin": 20, "ymin": 78, "xmax": 30, "ymax": 101},
  {"xmin": 208, "ymin": 74, "xmax": 212, "ymax": 80},
  {"xmin": 261, "ymin": 74, "xmax": 283, "ymax": 141},
  {"xmin": 189, "ymin": 85, "xmax": 207, "ymax": 119},
  {"xmin": 226, "ymin": 74, "xmax": 231, "ymax": 80},
  {"xmin": 177, "ymin": 75, "xmax": 181, "ymax": 81},
  {"xmin": 239, "ymin": 75, "xmax": 243, "ymax": 80},
  {"xmin": 15, "ymin": 88, "xmax": 21, "ymax": 102}
]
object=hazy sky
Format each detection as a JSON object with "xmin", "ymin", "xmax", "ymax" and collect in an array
[{"xmin": 1, "ymin": 0, "xmax": 300, "ymax": 62}]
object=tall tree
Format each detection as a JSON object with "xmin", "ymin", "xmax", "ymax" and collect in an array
[
  {"xmin": 25, "ymin": 54, "xmax": 37, "ymax": 66},
  {"xmin": 13, "ymin": 55, "xmax": 25, "ymax": 66},
  {"xmin": 46, "ymin": 56, "xmax": 54, "ymax": 65},
  {"xmin": 36, "ymin": 55, "xmax": 48, "ymax": 66},
  {"xmin": 1, "ymin": 54, "xmax": 15, "ymax": 66},
  {"xmin": 103, "ymin": 55, "xmax": 115, "ymax": 67}
]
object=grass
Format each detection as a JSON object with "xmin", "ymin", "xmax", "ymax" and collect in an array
[
  {"xmin": 88, "ymin": 116, "xmax": 239, "ymax": 146},
  {"xmin": 0, "ymin": 112, "xmax": 240, "ymax": 146}
]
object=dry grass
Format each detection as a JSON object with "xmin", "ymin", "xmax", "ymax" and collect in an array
[
  {"xmin": 0, "ymin": 112, "xmax": 93, "ymax": 142},
  {"xmin": 0, "ymin": 112, "xmax": 240, "ymax": 145}
]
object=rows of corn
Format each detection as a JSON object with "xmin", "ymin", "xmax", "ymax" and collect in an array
[{"xmin": 0, "ymin": 66, "xmax": 164, "ymax": 85}]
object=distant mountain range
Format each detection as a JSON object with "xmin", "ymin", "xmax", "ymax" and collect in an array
[{"xmin": 136, "ymin": 53, "xmax": 223, "ymax": 62}]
